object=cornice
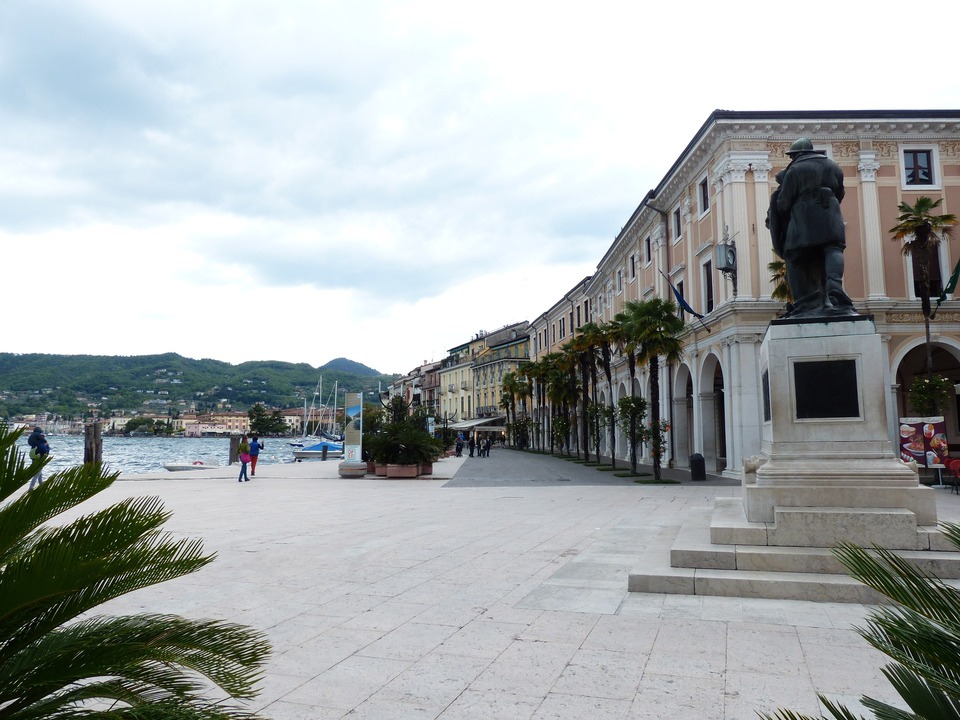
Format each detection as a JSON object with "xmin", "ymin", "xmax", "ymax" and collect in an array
[{"xmin": 649, "ymin": 112, "xmax": 960, "ymax": 213}]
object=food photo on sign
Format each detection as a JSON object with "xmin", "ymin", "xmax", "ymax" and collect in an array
[{"xmin": 899, "ymin": 416, "xmax": 949, "ymax": 468}]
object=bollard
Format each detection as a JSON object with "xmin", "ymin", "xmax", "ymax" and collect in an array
[
  {"xmin": 229, "ymin": 436, "xmax": 240, "ymax": 465},
  {"xmin": 322, "ymin": 446, "xmax": 328, "ymax": 461},
  {"xmin": 83, "ymin": 422, "xmax": 102, "ymax": 465},
  {"xmin": 690, "ymin": 453, "xmax": 706, "ymax": 481}
]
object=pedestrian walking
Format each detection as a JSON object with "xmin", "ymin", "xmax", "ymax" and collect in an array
[
  {"xmin": 27, "ymin": 427, "xmax": 50, "ymax": 490},
  {"xmin": 237, "ymin": 435, "xmax": 251, "ymax": 482},
  {"xmin": 468, "ymin": 437, "xmax": 475, "ymax": 457},
  {"xmin": 485, "ymin": 437, "xmax": 493, "ymax": 456},
  {"xmin": 249, "ymin": 435, "xmax": 263, "ymax": 476}
]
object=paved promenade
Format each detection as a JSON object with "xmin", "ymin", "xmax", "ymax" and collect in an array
[{"xmin": 79, "ymin": 449, "xmax": 960, "ymax": 719}]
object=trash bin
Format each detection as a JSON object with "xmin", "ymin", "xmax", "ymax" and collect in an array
[{"xmin": 690, "ymin": 453, "xmax": 706, "ymax": 481}]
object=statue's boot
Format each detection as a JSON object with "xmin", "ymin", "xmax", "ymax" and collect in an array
[{"xmin": 824, "ymin": 245, "xmax": 856, "ymax": 313}]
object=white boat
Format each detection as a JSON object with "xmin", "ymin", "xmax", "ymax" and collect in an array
[{"xmin": 164, "ymin": 460, "xmax": 221, "ymax": 472}]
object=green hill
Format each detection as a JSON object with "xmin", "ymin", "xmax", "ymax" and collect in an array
[{"xmin": 0, "ymin": 353, "xmax": 398, "ymax": 419}]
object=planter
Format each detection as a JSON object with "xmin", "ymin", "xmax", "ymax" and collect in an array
[
  {"xmin": 366, "ymin": 461, "xmax": 377, "ymax": 474},
  {"xmin": 386, "ymin": 463, "xmax": 419, "ymax": 478},
  {"xmin": 375, "ymin": 463, "xmax": 388, "ymax": 476},
  {"xmin": 419, "ymin": 462, "xmax": 434, "ymax": 475}
]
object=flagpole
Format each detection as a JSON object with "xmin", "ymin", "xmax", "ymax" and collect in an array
[{"xmin": 658, "ymin": 270, "xmax": 711, "ymax": 333}]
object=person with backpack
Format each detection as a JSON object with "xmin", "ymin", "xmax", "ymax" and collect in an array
[
  {"xmin": 249, "ymin": 436, "xmax": 263, "ymax": 476},
  {"xmin": 27, "ymin": 427, "xmax": 50, "ymax": 490}
]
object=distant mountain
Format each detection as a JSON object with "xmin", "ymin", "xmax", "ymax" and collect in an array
[
  {"xmin": 321, "ymin": 357, "xmax": 381, "ymax": 376},
  {"xmin": 0, "ymin": 353, "xmax": 398, "ymax": 418}
]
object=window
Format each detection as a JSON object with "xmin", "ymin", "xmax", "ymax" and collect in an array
[
  {"xmin": 576, "ymin": 306, "xmax": 581, "ymax": 328},
  {"xmin": 676, "ymin": 280, "xmax": 686, "ymax": 321},
  {"xmin": 703, "ymin": 260, "xmax": 714, "ymax": 314},
  {"xmin": 617, "ymin": 269, "xmax": 623, "ymax": 292},
  {"xmin": 584, "ymin": 298, "xmax": 590, "ymax": 322},
  {"xmin": 900, "ymin": 146, "xmax": 940, "ymax": 189},
  {"xmin": 559, "ymin": 317, "xmax": 565, "ymax": 339},
  {"xmin": 630, "ymin": 254, "xmax": 636, "ymax": 279},
  {"xmin": 569, "ymin": 311, "xmax": 573, "ymax": 333},
  {"xmin": 698, "ymin": 176, "xmax": 710, "ymax": 214},
  {"xmin": 904, "ymin": 150, "xmax": 933, "ymax": 186},
  {"xmin": 644, "ymin": 236, "xmax": 652, "ymax": 264},
  {"xmin": 673, "ymin": 208, "xmax": 682, "ymax": 241}
]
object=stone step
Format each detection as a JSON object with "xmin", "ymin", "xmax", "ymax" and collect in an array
[
  {"xmin": 768, "ymin": 506, "xmax": 920, "ymax": 550},
  {"xmin": 633, "ymin": 500, "xmax": 960, "ymax": 603},
  {"xmin": 628, "ymin": 566, "xmax": 890, "ymax": 604}
]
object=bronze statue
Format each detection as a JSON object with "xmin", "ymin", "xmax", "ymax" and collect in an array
[{"xmin": 767, "ymin": 138, "xmax": 856, "ymax": 318}]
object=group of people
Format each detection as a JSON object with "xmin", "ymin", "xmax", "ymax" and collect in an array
[
  {"xmin": 27, "ymin": 426, "xmax": 50, "ymax": 490},
  {"xmin": 236, "ymin": 435, "xmax": 264, "ymax": 482},
  {"xmin": 453, "ymin": 432, "xmax": 505, "ymax": 458}
]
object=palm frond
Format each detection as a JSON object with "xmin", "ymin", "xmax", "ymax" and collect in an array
[{"xmin": 0, "ymin": 424, "xmax": 270, "ymax": 719}]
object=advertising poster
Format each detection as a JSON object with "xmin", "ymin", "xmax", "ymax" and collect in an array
[
  {"xmin": 898, "ymin": 416, "xmax": 949, "ymax": 468},
  {"xmin": 343, "ymin": 392, "xmax": 363, "ymax": 462}
]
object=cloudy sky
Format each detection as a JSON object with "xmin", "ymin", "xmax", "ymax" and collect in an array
[{"xmin": 3, "ymin": 1, "xmax": 957, "ymax": 375}]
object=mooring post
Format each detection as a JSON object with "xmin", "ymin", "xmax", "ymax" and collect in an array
[
  {"xmin": 83, "ymin": 422, "xmax": 102, "ymax": 465},
  {"xmin": 229, "ymin": 436, "xmax": 240, "ymax": 465}
]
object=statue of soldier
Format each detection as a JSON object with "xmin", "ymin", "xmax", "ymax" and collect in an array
[{"xmin": 766, "ymin": 138, "xmax": 856, "ymax": 318}]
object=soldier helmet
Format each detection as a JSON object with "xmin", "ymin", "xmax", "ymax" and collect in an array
[{"xmin": 786, "ymin": 138, "xmax": 815, "ymax": 156}]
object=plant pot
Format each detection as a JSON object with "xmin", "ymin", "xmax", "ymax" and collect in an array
[
  {"xmin": 375, "ymin": 463, "xmax": 388, "ymax": 476},
  {"xmin": 419, "ymin": 462, "xmax": 433, "ymax": 475},
  {"xmin": 386, "ymin": 463, "xmax": 419, "ymax": 478},
  {"xmin": 366, "ymin": 461, "xmax": 377, "ymax": 474}
]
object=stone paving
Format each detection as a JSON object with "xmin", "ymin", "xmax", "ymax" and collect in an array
[{"xmin": 75, "ymin": 448, "xmax": 960, "ymax": 719}]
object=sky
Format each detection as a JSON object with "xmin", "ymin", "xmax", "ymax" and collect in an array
[{"xmin": 3, "ymin": 1, "xmax": 958, "ymax": 375}]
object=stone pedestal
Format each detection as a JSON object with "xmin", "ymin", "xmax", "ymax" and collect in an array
[
  {"xmin": 627, "ymin": 316, "xmax": 957, "ymax": 602},
  {"xmin": 745, "ymin": 316, "xmax": 936, "ymax": 537}
]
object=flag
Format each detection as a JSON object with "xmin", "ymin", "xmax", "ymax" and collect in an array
[
  {"xmin": 669, "ymin": 279, "xmax": 704, "ymax": 319},
  {"xmin": 936, "ymin": 257, "xmax": 960, "ymax": 310}
]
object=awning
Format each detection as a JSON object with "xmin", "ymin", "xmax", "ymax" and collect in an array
[{"xmin": 449, "ymin": 416, "xmax": 506, "ymax": 430}]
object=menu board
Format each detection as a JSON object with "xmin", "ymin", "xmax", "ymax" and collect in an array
[{"xmin": 898, "ymin": 416, "xmax": 949, "ymax": 468}]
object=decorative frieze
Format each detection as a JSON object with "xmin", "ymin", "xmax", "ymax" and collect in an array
[
  {"xmin": 886, "ymin": 312, "xmax": 960, "ymax": 323},
  {"xmin": 831, "ymin": 141, "xmax": 861, "ymax": 159},
  {"xmin": 940, "ymin": 140, "xmax": 960, "ymax": 157}
]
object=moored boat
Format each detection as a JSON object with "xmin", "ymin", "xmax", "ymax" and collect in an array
[{"xmin": 164, "ymin": 460, "xmax": 221, "ymax": 472}]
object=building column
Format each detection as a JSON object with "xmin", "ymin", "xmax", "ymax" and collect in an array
[
  {"xmin": 715, "ymin": 152, "xmax": 769, "ymax": 300},
  {"xmin": 859, "ymin": 151, "xmax": 887, "ymax": 299},
  {"xmin": 752, "ymin": 160, "xmax": 775, "ymax": 299},
  {"xmin": 653, "ymin": 222, "xmax": 668, "ymax": 298}
]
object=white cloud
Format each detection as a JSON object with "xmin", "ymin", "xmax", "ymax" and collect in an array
[{"xmin": 1, "ymin": 0, "xmax": 957, "ymax": 373}]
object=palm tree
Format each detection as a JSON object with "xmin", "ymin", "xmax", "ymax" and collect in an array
[
  {"xmin": 767, "ymin": 258, "xmax": 793, "ymax": 311},
  {"xmin": 514, "ymin": 363, "xmax": 532, "ymax": 449},
  {"xmin": 890, "ymin": 196, "xmax": 957, "ymax": 409},
  {"xmin": 501, "ymin": 371, "xmax": 519, "ymax": 446},
  {"xmin": 630, "ymin": 297, "xmax": 685, "ymax": 482},
  {"xmin": 570, "ymin": 324, "xmax": 603, "ymax": 462},
  {"xmin": 764, "ymin": 522, "xmax": 960, "ymax": 720},
  {"xmin": 611, "ymin": 310, "xmax": 640, "ymax": 399},
  {"xmin": 0, "ymin": 425, "xmax": 270, "ymax": 719},
  {"xmin": 579, "ymin": 322, "xmax": 616, "ymax": 466}
]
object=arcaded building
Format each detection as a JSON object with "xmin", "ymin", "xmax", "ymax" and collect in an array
[{"xmin": 530, "ymin": 109, "xmax": 960, "ymax": 476}]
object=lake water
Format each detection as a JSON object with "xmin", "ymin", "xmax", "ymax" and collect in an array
[{"xmin": 14, "ymin": 435, "xmax": 296, "ymax": 476}]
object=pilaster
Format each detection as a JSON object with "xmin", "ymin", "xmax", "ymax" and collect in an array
[{"xmin": 859, "ymin": 151, "xmax": 887, "ymax": 299}]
